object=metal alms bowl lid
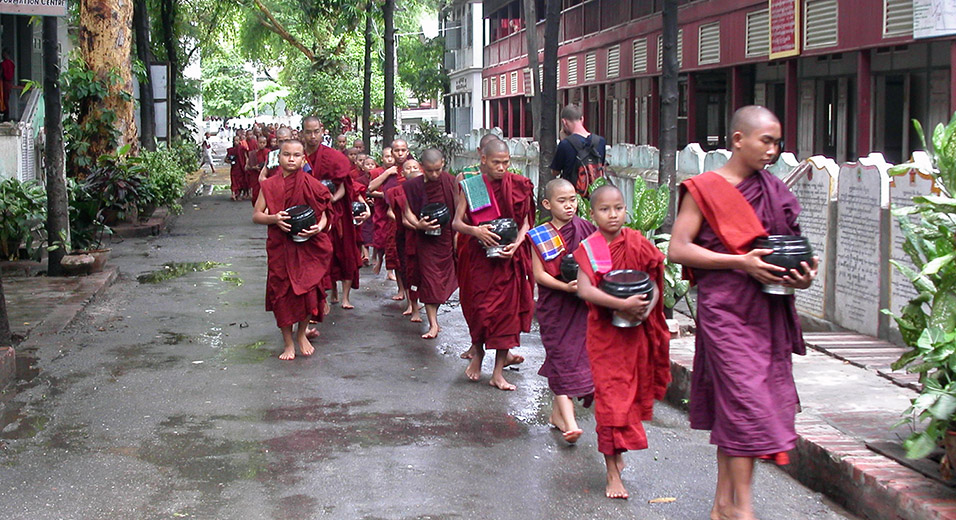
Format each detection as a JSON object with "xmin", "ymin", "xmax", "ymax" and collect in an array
[
  {"xmin": 285, "ymin": 205, "xmax": 315, "ymax": 221},
  {"xmin": 352, "ymin": 201, "xmax": 367, "ymax": 215},
  {"xmin": 420, "ymin": 202, "xmax": 451, "ymax": 224},
  {"xmin": 485, "ymin": 218, "xmax": 518, "ymax": 244},
  {"xmin": 599, "ymin": 269, "xmax": 654, "ymax": 298},
  {"xmin": 752, "ymin": 235, "xmax": 811, "ymax": 250}
]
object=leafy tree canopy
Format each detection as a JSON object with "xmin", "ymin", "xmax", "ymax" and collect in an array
[{"xmin": 200, "ymin": 51, "xmax": 254, "ymax": 118}]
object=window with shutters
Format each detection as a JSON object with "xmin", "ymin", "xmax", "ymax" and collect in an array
[
  {"xmin": 499, "ymin": 74, "xmax": 507, "ymax": 95},
  {"xmin": 511, "ymin": 71, "xmax": 518, "ymax": 94},
  {"xmin": 698, "ymin": 22, "xmax": 720, "ymax": 65},
  {"xmin": 657, "ymin": 30, "xmax": 683, "ymax": 71},
  {"xmin": 804, "ymin": 0, "xmax": 838, "ymax": 49},
  {"xmin": 607, "ymin": 45, "xmax": 620, "ymax": 79},
  {"xmin": 632, "ymin": 38, "xmax": 647, "ymax": 73},
  {"xmin": 568, "ymin": 56, "xmax": 578, "ymax": 85},
  {"xmin": 585, "ymin": 52, "xmax": 596, "ymax": 82},
  {"xmin": 883, "ymin": 0, "xmax": 913, "ymax": 37},
  {"xmin": 746, "ymin": 9, "xmax": 770, "ymax": 57},
  {"xmin": 491, "ymin": 76, "xmax": 498, "ymax": 97},
  {"xmin": 482, "ymin": 78, "xmax": 488, "ymax": 98}
]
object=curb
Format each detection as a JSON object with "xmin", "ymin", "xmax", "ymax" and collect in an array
[
  {"xmin": 665, "ymin": 340, "xmax": 956, "ymax": 520},
  {"xmin": 111, "ymin": 209, "xmax": 170, "ymax": 238}
]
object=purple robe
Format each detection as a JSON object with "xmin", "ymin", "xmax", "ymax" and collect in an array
[
  {"xmin": 403, "ymin": 173, "xmax": 459, "ymax": 304},
  {"xmin": 535, "ymin": 217, "xmax": 597, "ymax": 398},
  {"xmin": 688, "ymin": 169, "xmax": 805, "ymax": 458}
]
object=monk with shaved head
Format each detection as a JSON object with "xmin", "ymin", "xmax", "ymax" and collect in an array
[{"xmin": 669, "ymin": 105, "xmax": 818, "ymax": 519}]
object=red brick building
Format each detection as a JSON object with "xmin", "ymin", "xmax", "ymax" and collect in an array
[{"xmin": 481, "ymin": 0, "xmax": 956, "ymax": 164}]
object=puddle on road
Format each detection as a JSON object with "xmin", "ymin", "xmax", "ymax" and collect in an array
[
  {"xmin": 219, "ymin": 271, "xmax": 243, "ymax": 286},
  {"xmin": 136, "ymin": 262, "xmax": 226, "ymax": 284},
  {"xmin": 159, "ymin": 331, "xmax": 192, "ymax": 345},
  {"xmin": 0, "ymin": 403, "xmax": 49, "ymax": 440},
  {"xmin": 220, "ymin": 340, "xmax": 271, "ymax": 364}
]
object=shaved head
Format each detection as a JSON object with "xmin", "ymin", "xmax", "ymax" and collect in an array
[
  {"xmin": 275, "ymin": 126, "xmax": 293, "ymax": 139},
  {"xmin": 729, "ymin": 105, "xmax": 780, "ymax": 137},
  {"xmin": 481, "ymin": 138, "xmax": 509, "ymax": 157},
  {"xmin": 420, "ymin": 148, "xmax": 444, "ymax": 165},
  {"xmin": 589, "ymin": 184, "xmax": 622, "ymax": 205},
  {"xmin": 478, "ymin": 133, "xmax": 501, "ymax": 150},
  {"xmin": 544, "ymin": 178, "xmax": 575, "ymax": 199},
  {"xmin": 302, "ymin": 116, "xmax": 322, "ymax": 127},
  {"xmin": 391, "ymin": 139, "xmax": 408, "ymax": 148}
]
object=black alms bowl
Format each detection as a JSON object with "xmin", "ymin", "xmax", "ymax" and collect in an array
[
  {"xmin": 420, "ymin": 202, "xmax": 451, "ymax": 226},
  {"xmin": 320, "ymin": 179, "xmax": 336, "ymax": 193},
  {"xmin": 485, "ymin": 218, "xmax": 518, "ymax": 245},
  {"xmin": 285, "ymin": 205, "xmax": 316, "ymax": 242},
  {"xmin": 753, "ymin": 235, "xmax": 813, "ymax": 276},
  {"xmin": 559, "ymin": 254, "xmax": 579, "ymax": 282},
  {"xmin": 599, "ymin": 269, "xmax": 655, "ymax": 327},
  {"xmin": 352, "ymin": 201, "xmax": 367, "ymax": 216}
]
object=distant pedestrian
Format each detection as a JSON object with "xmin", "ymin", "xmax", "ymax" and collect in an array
[
  {"xmin": 669, "ymin": 106, "xmax": 818, "ymax": 519},
  {"xmin": 550, "ymin": 105, "xmax": 607, "ymax": 197},
  {"xmin": 1, "ymin": 49, "xmax": 15, "ymax": 121},
  {"xmin": 573, "ymin": 184, "xmax": 670, "ymax": 499},
  {"xmin": 200, "ymin": 132, "xmax": 216, "ymax": 174},
  {"xmin": 226, "ymin": 135, "xmax": 246, "ymax": 201}
]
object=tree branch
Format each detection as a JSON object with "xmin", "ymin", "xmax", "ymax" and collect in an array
[{"xmin": 250, "ymin": 0, "xmax": 315, "ymax": 61}]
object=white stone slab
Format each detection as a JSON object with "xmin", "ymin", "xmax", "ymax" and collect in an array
[
  {"xmin": 791, "ymin": 156, "xmax": 838, "ymax": 319},
  {"xmin": 889, "ymin": 151, "xmax": 937, "ymax": 318},
  {"xmin": 677, "ymin": 143, "xmax": 706, "ymax": 178},
  {"xmin": 703, "ymin": 149, "xmax": 731, "ymax": 172}
]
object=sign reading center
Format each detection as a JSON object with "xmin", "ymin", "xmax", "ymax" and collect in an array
[
  {"xmin": 769, "ymin": 0, "xmax": 800, "ymax": 60},
  {"xmin": 0, "ymin": 0, "xmax": 67, "ymax": 16}
]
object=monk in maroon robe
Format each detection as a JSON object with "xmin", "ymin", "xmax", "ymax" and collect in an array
[
  {"xmin": 302, "ymin": 116, "xmax": 362, "ymax": 310},
  {"xmin": 248, "ymin": 136, "xmax": 268, "ymax": 205},
  {"xmin": 402, "ymin": 149, "xmax": 458, "ymax": 338},
  {"xmin": 253, "ymin": 139, "xmax": 333, "ymax": 360},
  {"xmin": 669, "ymin": 106, "xmax": 818, "ymax": 520},
  {"xmin": 226, "ymin": 136, "xmax": 246, "ymax": 201},
  {"xmin": 573, "ymin": 185, "xmax": 670, "ymax": 499},
  {"xmin": 452, "ymin": 139, "xmax": 534, "ymax": 391},
  {"xmin": 530, "ymin": 179, "xmax": 596, "ymax": 444},
  {"xmin": 387, "ymin": 160, "xmax": 423, "ymax": 319},
  {"xmin": 369, "ymin": 147, "xmax": 393, "ymax": 274}
]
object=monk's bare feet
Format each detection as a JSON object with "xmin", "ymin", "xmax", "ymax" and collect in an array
[
  {"xmin": 305, "ymin": 328, "xmax": 319, "ymax": 340},
  {"xmin": 409, "ymin": 311, "xmax": 422, "ymax": 323},
  {"xmin": 387, "ymin": 270, "xmax": 396, "ymax": 281},
  {"xmin": 392, "ymin": 291, "xmax": 405, "ymax": 301},
  {"xmin": 421, "ymin": 326, "xmax": 439, "ymax": 339},
  {"xmin": 489, "ymin": 373, "xmax": 516, "ymax": 391},
  {"xmin": 298, "ymin": 337, "xmax": 315, "ymax": 356},
  {"xmin": 341, "ymin": 300, "xmax": 354, "ymax": 310},
  {"xmin": 279, "ymin": 346, "xmax": 295, "ymax": 360},
  {"xmin": 504, "ymin": 353, "xmax": 524, "ymax": 367},
  {"xmin": 465, "ymin": 354, "xmax": 483, "ymax": 381},
  {"xmin": 372, "ymin": 263, "xmax": 382, "ymax": 275},
  {"xmin": 605, "ymin": 454, "xmax": 628, "ymax": 499},
  {"xmin": 563, "ymin": 429, "xmax": 584, "ymax": 444},
  {"xmin": 549, "ymin": 411, "xmax": 567, "ymax": 432},
  {"xmin": 460, "ymin": 344, "xmax": 477, "ymax": 360},
  {"xmin": 323, "ymin": 301, "xmax": 331, "ymax": 316},
  {"xmin": 330, "ymin": 297, "xmax": 340, "ymax": 304},
  {"xmin": 402, "ymin": 305, "xmax": 413, "ymax": 315}
]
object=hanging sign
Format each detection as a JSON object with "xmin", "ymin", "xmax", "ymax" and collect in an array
[
  {"xmin": 769, "ymin": 0, "xmax": 800, "ymax": 60},
  {"xmin": 0, "ymin": 0, "xmax": 67, "ymax": 16}
]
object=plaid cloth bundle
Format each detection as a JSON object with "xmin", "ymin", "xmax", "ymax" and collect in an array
[{"xmin": 528, "ymin": 222, "xmax": 566, "ymax": 261}]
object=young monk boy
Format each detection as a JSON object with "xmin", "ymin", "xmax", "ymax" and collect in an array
[
  {"xmin": 253, "ymin": 139, "xmax": 333, "ymax": 360},
  {"xmin": 402, "ymin": 148, "xmax": 458, "ymax": 339},
  {"xmin": 452, "ymin": 139, "xmax": 534, "ymax": 391},
  {"xmin": 573, "ymin": 184, "xmax": 671, "ymax": 499},
  {"xmin": 387, "ymin": 159, "xmax": 423, "ymax": 320},
  {"xmin": 369, "ymin": 148, "xmax": 393, "ymax": 275},
  {"xmin": 530, "ymin": 178, "xmax": 596, "ymax": 444},
  {"xmin": 668, "ymin": 105, "xmax": 817, "ymax": 520},
  {"xmin": 226, "ymin": 136, "xmax": 246, "ymax": 201}
]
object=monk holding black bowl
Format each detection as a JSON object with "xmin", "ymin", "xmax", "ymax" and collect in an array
[{"xmin": 669, "ymin": 105, "xmax": 818, "ymax": 520}]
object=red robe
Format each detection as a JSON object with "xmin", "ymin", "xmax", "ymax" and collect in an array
[
  {"xmin": 457, "ymin": 172, "xmax": 535, "ymax": 349},
  {"xmin": 380, "ymin": 174, "xmax": 405, "ymax": 270},
  {"xmin": 369, "ymin": 167, "xmax": 389, "ymax": 249},
  {"xmin": 403, "ymin": 172, "xmax": 458, "ymax": 304},
  {"xmin": 573, "ymin": 228, "xmax": 671, "ymax": 455},
  {"xmin": 307, "ymin": 145, "xmax": 361, "ymax": 288},
  {"xmin": 261, "ymin": 170, "xmax": 334, "ymax": 328},
  {"xmin": 226, "ymin": 146, "xmax": 246, "ymax": 195},
  {"xmin": 249, "ymin": 147, "xmax": 271, "ymax": 203},
  {"xmin": 387, "ymin": 183, "xmax": 419, "ymax": 294}
]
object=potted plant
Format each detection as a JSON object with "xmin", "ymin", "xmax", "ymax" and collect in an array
[
  {"xmin": 0, "ymin": 177, "xmax": 47, "ymax": 261},
  {"xmin": 887, "ymin": 114, "xmax": 956, "ymax": 476},
  {"xmin": 139, "ymin": 144, "xmax": 189, "ymax": 216},
  {"xmin": 49, "ymin": 179, "xmax": 114, "ymax": 275},
  {"xmin": 82, "ymin": 144, "xmax": 145, "ymax": 225}
]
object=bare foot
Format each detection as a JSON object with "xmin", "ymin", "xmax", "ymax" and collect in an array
[
  {"xmin": 387, "ymin": 271, "xmax": 396, "ymax": 281},
  {"xmin": 421, "ymin": 326, "xmax": 439, "ymax": 339},
  {"xmin": 279, "ymin": 347, "xmax": 295, "ymax": 360},
  {"xmin": 489, "ymin": 374, "xmax": 516, "ymax": 391},
  {"xmin": 323, "ymin": 301, "xmax": 331, "ymax": 316},
  {"xmin": 402, "ymin": 305, "xmax": 413, "ymax": 315},
  {"xmin": 460, "ymin": 345, "xmax": 477, "ymax": 360},
  {"xmin": 465, "ymin": 355, "xmax": 483, "ymax": 381},
  {"xmin": 330, "ymin": 297, "xmax": 340, "ymax": 304},
  {"xmin": 563, "ymin": 429, "xmax": 583, "ymax": 444},
  {"xmin": 549, "ymin": 412, "xmax": 567, "ymax": 432},
  {"xmin": 305, "ymin": 328, "xmax": 319, "ymax": 340},
  {"xmin": 298, "ymin": 337, "xmax": 315, "ymax": 356},
  {"xmin": 409, "ymin": 312, "xmax": 422, "ymax": 323},
  {"xmin": 372, "ymin": 264, "xmax": 382, "ymax": 275},
  {"xmin": 606, "ymin": 477, "xmax": 628, "ymax": 499},
  {"xmin": 392, "ymin": 292, "xmax": 406, "ymax": 301},
  {"xmin": 341, "ymin": 301, "xmax": 354, "ymax": 310},
  {"xmin": 504, "ymin": 353, "xmax": 524, "ymax": 367}
]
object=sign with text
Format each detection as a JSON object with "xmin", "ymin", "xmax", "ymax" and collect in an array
[
  {"xmin": 914, "ymin": 0, "xmax": 956, "ymax": 39},
  {"xmin": 770, "ymin": 0, "xmax": 800, "ymax": 60},
  {"xmin": 0, "ymin": 0, "xmax": 67, "ymax": 16}
]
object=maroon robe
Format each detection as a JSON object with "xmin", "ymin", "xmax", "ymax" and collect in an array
[
  {"xmin": 458, "ymin": 172, "xmax": 535, "ymax": 349},
  {"xmin": 227, "ymin": 146, "xmax": 245, "ymax": 196},
  {"xmin": 308, "ymin": 145, "xmax": 361, "ymax": 288},
  {"xmin": 535, "ymin": 217, "xmax": 596, "ymax": 398},
  {"xmin": 403, "ymin": 172, "xmax": 458, "ymax": 304},
  {"xmin": 574, "ymin": 227, "xmax": 671, "ymax": 455},
  {"xmin": 369, "ymin": 167, "xmax": 389, "ymax": 249},
  {"xmin": 261, "ymin": 170, "xmax": 333, "ymax": 328},
  {"xmin": 387, "ymin": 183, "xmax": 419, "ymax": 293},
  {"xmin": 683, "ymin": 169, "xmax": 804, "ymax": 459},
  {"xmin": 380, "ymin": 174, "xmax": 404, "ymax": 270}
]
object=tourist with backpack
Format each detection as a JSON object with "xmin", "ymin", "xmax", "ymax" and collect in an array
[{"xmin": 550, "ymin": 105, "xmax": 607, "ymax": 197}]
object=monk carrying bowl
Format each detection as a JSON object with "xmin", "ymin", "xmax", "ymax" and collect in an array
[
  {"xmin": 482, "ymin": 218, "xmax": 518, "ymax": 258},
  {"xmin": 420, "ymin": 202, "xmax": 451, "ymax": 236},
  {"xmin": 285, "ymin": 205, "xmax": 317, "ymax": 243},
  {"xmin": 752, "ymin": 235, "xmax": 813, "ymax": 295},
  {"xmin": 599, "ymin": 269, "xmax": 655, "ymax": 327}
]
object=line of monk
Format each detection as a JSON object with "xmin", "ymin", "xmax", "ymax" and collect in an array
[{"xmin": 252, "ymin": 106, "xmax": 817, "ymax": 512}]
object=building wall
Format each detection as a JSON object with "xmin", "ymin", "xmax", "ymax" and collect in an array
[
  {"xmin": 481, "ymin": 0, "xmax": 954, "ymax": 161},
  {"xmin": 445, "ymin": 0, "xmax": 486, "ymax": 138}
]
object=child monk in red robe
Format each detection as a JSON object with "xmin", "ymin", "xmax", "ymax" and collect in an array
[
  {"xmin": 401, "ymin": 148, "xmax": 458, "ymax": 339},
  {"xmin": 573, "ymin": 184, "xmax": 671, "ymax": 500},
  {"xmin": 387, "ymin": 160, "xmax": 423, "ymax": 320},
  {"xmin": 226, "ymin": 136, "xmax": 246, "ymax": 201},
  {"xmin": 452, "ymin": 139, "xmax": 534, "ymax": 391},
  {"xmin": 368, "ymin": 148, "xmax": 392, "ymax": 275},
  {"xmin": 530, "ymin": 178, "xmax": 596, "ymax": 444},
  {"xmin": 253, "ymin": 139, "xmax": 333, "ymax": 360},
  {"xmin": 669, "ymin": 106, "xmax": 817, "ymax": 520},
  {"xmin": 248, "ymin": 135, "xmax": 268, "ymax": 205}
]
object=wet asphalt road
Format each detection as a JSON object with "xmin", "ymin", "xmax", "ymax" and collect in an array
[{"xmin": 0, "ymin": 188, "xmax": 857, "ymax": 520}]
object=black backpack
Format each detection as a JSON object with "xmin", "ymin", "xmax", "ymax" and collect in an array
[{"xmin": 568, "ymin": 135, "xmax": 607, "ymax": 197}]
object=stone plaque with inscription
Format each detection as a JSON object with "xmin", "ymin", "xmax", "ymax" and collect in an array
[
  {"xmin": 889, "ymin": 152, "xmax": 937, "ymax": 319},
  {"xmin": 791, "ymin": 157, "xmax": 837, "ymax": 319},
  {"xmin": 834, "ymin": 161, "xmax": 889, "ymax": 337}
]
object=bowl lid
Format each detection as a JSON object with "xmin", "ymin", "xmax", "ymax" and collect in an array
[{"xmin": 285, "ymin": 205, "xmax": 314, "ymax": 218}]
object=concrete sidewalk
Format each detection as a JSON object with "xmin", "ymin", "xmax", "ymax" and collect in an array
[{"xmin": 667, "ymin": 334, "xmax": 956, "ymax": 520}]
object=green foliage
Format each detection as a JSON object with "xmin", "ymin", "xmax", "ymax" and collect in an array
[
  {"xmin": 64, "ymin": 179, "xmax": 112, "ymax": 252},
  {"xmin": 139, "ymin": 143, "xmax": 190, "ymax": 215},
  {"xmin": 409, "ymin": 120, "xmax": 463, "ymax": 164},
  {"xmin": 61, "ymin": 55, "xmax": 124, "ymax": 176},
  {"xmin": 202, "ymin": 52, "xmax": 254, "ymax": 118},
  {"xmin": 167, "ymin": 138, "xmax": 202, "ymax": 174},
  {"xmin": 887, "ymin": 114, "xmax": 956, "ymax": 459},
  {"xmin": 0, "ymin": 178, "xmax": 47, "ymax": 260},
  {"xmin": 82, "ymin": 144, "xmax": 146, "ymax": 222},
  {"xmin": 398, "ymin": 35, "xmax": 447, "ymax": 102}
]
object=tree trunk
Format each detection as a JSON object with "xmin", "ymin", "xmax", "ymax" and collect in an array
[
  {"xmin": 522, "ymin": 0, "xmax": 541, "ymax": 142},
  {"xmin": 78, "ymin": 0, "xmax": 139, "ymax": 155},
  {"xmin": 159, "ymin": 0, "xmax": 178, "ymax": 141},
  {"xmin": 43, "ymin": 16, "xmax": 69, "ymax": 277},
  {"xmin": 362, "ymin": 1, "xmax": 373, "ymax": 149},
  {"xmin": 133, "ymin": 0, "xmax": 155, "ymax": 151},
  {"xmin": 383, "ymin": 0, "xmax": 395, "ymax": 146},
  {"xmin": 658, "ymin": 0, "xmax": 679, "ymax": 233},
  {"xmin": 537, "ymin": 0, "xmax": 561, "ymax": 200},
  {"xmin": 0, "ymin": 275, "xmax": 10, "ymax": 347}
]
